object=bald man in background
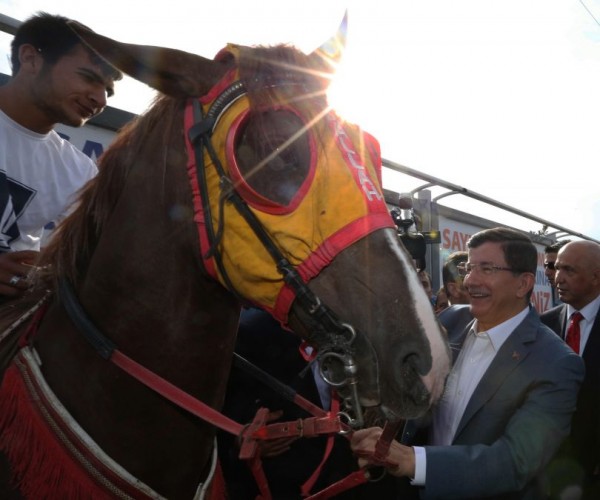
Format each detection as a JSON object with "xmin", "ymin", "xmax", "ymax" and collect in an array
[{"xmin": 541, "ymin": 240, "xmax": 600, "ymax": 499}]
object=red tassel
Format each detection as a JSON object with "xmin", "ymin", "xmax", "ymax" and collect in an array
[{"xmin": 0, "ymin": 363, "xmax": 113, "ymax": 500}]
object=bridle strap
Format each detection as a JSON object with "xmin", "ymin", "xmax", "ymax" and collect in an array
[
  {"xmin": 233, "ymin": 352, "xmax": 328, "ymax": 419},
  {"xmin": 352, "ymin": 419, "xmax": 404, "ymax": 470}
]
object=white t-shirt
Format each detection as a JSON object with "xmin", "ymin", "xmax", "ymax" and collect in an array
[{"xmin": 0, "ymin": 109, "xmax": 97, "ymax": 251}]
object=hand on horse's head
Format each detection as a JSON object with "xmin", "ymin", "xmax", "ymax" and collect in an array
[{"xmin": 0, "ymin": 250, "xmax": 39, "ymax": 298}]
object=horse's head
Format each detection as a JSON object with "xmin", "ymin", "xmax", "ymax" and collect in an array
[{"xmin": 69, "ymin": 18, "xmax": 449, "ymax": 423}]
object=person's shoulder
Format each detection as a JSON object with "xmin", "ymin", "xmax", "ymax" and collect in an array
[
  {"xmin": 540, "ymin": 303, "xmax": 566, "ymax": 320},
  {"xmin": 541, "ymin": 304, "xmax": 566, "ymax": 317},
  {"xmin": 49, "ymin": 131, "xmax": 98, "ymax": 176},
  {"xmin": 438, "ymin": 304, "xmax": 472, "ymax": 328},
  {"xmin": 438, "ymin": 303, "xmax": 470, "ymax": 318}
]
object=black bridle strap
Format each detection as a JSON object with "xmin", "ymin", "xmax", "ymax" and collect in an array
[
  {"xmin": 233, "ymin": 352, "xmax": 328, "ymax": 418},
  {"xmin": 59, "ymin": 278, "xmax": 115, "ymax": 360},
  {"xmin": 188, "ymin": 99, "xmax": 242, "ymax": 300}
]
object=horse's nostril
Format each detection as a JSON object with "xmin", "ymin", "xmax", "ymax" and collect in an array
[{"xmin": 398, "ymin": 348, "xmax": 429, "ymax": 378}]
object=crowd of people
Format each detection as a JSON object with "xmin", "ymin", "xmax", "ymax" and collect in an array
[{"xmin": 1, "ymin": 11, "xmax": 599, "ymax": 500}]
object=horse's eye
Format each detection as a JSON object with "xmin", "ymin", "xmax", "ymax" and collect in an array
[{"xmin": 232, "ymin": 110, "xmax": 312, "ymax": 207}]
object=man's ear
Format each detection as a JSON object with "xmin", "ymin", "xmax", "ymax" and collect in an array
[
  {"xmin": 17, "ymin": 44, "xmax": 43, "ymax": 74},
  {"xmin": 591, "ymin": 267, "xmax": 600, "ymax": 286},
  {"xmin": 516, "ymin": 273, "xmax": 535, "ymax": 299}
]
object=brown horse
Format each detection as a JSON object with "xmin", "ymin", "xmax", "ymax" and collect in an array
[{"xmin": 0, "ymin": 19, "xmax": 449, "ymax": 500}]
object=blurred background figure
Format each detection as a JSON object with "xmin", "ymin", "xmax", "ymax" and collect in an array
[
  {"xmin": 441, "ymin": 251, "xmax": 469, "ymax": 306},
  {"xmin": 434, "ymin": 287, "xmax": 449, "ymax": 314},
  {"xmin": 417, "ymin": 269, "xmax": 436, "ymax": 308}
]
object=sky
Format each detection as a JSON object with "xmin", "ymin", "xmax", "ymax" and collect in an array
[{"xmin": 1, "ymin": 0, "xmax": 600, "ymax": 241}]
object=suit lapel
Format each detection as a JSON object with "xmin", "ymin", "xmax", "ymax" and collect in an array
[
  {"xmin": 558, "ymin": 305, "xmax": 569, "ymax": 340},
  {"xmin": 454, "ymin": 310, "xmax": 537, "ymax": 440},
  {"xmin": 449, "ymin": 319, "xmax": 475, "ymax": 364},
  {"xmin": 582, "ymin": 313, "xmax": 600, "ymax": 363}
]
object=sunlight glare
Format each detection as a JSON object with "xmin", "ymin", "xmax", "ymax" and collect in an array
[{"xmin": 327, "ymin": 57, "xmax": 361, "ymax": 126}]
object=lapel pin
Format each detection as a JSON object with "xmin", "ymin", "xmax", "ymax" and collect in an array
[{"xmin": 512, "ymin": 351, "xmax": 521, "ymax": 361}]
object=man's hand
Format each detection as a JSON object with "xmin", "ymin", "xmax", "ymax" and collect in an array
[
  {"xmin": 350, "ymin": 427, "xmax": 416, "ymax": 478},
  {"xmin": 256, "ymin": 410, "xmax": 298, "ymax": 458},
  {"xmin": 0, "ymin": 250, "xmax": 39, "ymax": 298}
]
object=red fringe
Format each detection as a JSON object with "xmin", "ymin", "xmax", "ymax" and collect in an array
[{"xmin": 0, "ymin": 362, "xmax": 114, "ymax": 500}]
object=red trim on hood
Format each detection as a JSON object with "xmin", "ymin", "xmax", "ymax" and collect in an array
[{"xmin": 272, "ymin": 213, "xmax": 394, "ymax": 324}]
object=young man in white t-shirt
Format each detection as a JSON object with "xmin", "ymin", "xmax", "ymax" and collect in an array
[{"xmin": 0, "ymin": 12, "xmax": 122, "ymax": 299}]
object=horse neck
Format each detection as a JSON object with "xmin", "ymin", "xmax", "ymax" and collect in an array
[{"xmin": 31, "ymin": 128, "xmax": 242, "ymax": 497}]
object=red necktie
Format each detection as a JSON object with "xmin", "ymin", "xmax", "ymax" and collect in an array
[{"xmin": 566, "ymin": 312, "xmax": 583, "ymax": 354}]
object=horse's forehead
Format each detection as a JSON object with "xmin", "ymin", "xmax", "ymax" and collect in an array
[{"xmin": 202, "ymin": 44, "xmax": 322, "ymax": 100}]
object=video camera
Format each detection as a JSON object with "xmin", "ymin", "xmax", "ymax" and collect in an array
[{"xmin": 390, "ymin": 193, "xmax": 427, "ymax": 271}]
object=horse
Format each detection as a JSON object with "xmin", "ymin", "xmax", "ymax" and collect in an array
[{"xmin": 0, "ymin": 17, "xmax": 450, "ymax": 499}]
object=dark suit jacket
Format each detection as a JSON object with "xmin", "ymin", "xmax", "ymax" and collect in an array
[
  {"xmin": 403, "ymin": 306, "xmax": 585, "ymax": 500},
  {"xmin": 541, "ymin": 304, "xmax": 600, "ymax": 486}
]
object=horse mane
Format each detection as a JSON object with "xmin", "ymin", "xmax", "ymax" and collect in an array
[{"xmin": 34, "ymin": 95, "xmax": 183, "ymax": 292}]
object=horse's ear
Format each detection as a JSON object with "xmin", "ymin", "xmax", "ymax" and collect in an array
[
  {"xmin": 308, "ymin": 10, "xmax": 347, "ymax": 74},
  {"xmin": 68, "ymin": 22, "xmax": 230, "ymax": 98}
]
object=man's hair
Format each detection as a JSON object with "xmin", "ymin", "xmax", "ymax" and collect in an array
[
  {"xmin": 467, "ymin": 227, "xmax": 537, "ymax": 283},
  {"xmin": 442, "ymin": 251, "xmax": 468, "ymax": 290},
  {"xmin": 11, "ymin": 12, "xmax": 122, "ymax": 81},
  {"xmin": 544, "ymin": 239, "xmax": 571, "ymax": 255}
]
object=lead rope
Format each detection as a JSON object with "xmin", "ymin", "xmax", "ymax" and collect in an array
[
  {"xmin": 352, "ymin": 419, "xmax": 404, "ymax": 470},
  {"xmin": 300, "ymin": 394, "xmax": 341, "ymax": 497},
  {"xmin": 303, "ymin": 421, "xmax": 402, "ymax": 500}
]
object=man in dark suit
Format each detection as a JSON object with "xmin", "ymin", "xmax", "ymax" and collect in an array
[
  {"xmin": 541, "ymin": 240, "xmax": 600, "ymax": 499},
  {"xmin": 351, "ymin": 227, "xmax": 585, "ymax": 499}
]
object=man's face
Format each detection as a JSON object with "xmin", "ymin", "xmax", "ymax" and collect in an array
[
  {"xmin": 555, "ymin": 245, "xmax": 600, "ymax": 310},
  {"xmin": 464, "ymin": 242, "xmax": 531, "ymax": 331},
  {"xmin": 31, "ymin": 44, "xmax": 115, "ymax": 129},
  {"xmin": 544, "ymin": 251, "xmax": 558, "ymax": 287}
]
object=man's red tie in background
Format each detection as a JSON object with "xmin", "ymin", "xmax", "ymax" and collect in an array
[{"xmin": 566, "ymin": 312, "xmax": 583, "ymax": 354}]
